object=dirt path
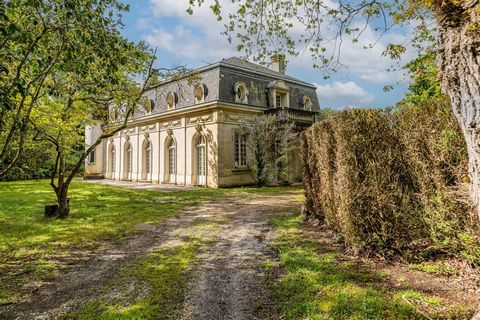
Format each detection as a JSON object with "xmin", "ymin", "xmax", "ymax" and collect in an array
[{"xmin": 0, "ymin": 191, "xmax": 300, "ymax": 320}]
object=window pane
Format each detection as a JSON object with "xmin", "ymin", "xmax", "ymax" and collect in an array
[
  {"xmin": 234, "ymin": 132, "xmax": 239, "ymax": 168},
  {"xmin": 240, "ymin": 135, "xmax": 247, "ymax": 166},
  {"xmin": 89, "ymin": 150, "xmax": 95, "ymax": 163}
]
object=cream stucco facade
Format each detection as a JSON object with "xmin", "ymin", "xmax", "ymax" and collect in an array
[{"xmin": 85, "ymin": 57, "xmax": 319, "ymax": 187}]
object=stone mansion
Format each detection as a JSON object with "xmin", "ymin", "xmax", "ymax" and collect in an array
[{"xmin": 84, "ymin": 56, "xmax": 320, "ymax": 187}]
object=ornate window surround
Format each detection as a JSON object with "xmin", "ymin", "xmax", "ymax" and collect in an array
[
  {"xmin": 234, "ymin": 81, "xmax": 249, "ymax": 104},
  {"xmin": 267, "ymin": 80, "xmax": 290, "ymax": 108},
  {"xmin": 194, "ymin": 83, "xmax": 208, "ymax": 104}
]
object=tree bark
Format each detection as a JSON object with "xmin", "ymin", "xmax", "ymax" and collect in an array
[{"xmin": 436, "ymin": 0, "xmax": 480, "ymax": 215}]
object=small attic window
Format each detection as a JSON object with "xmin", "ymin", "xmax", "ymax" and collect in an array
[
  {"xmin": 267, "ymin": 80, "xmax": 290, "ymax": 108},
  {"xmin": 144, "ymin": 98, "xmax": 152, "ymax": 114},
  {"xmin": 234, "ymin": 82, "xmax": 249, "ymax": 104},
  {"xmin": 109, "ymin": 107, "xmax": 117, "ymax": 122},
  {"xmin": 194, "ymin": 83, "xmax": 207, "ymax": 104},
  {"xmin": 302, "ymin": 96, "xmax": 312, "ymax": 111},
  {"xmin": 166, "ymin": 91, "xmax": 178, "ymax": 110}
]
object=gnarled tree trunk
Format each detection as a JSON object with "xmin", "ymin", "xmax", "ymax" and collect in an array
[{"xmin": 436, "ymin": 0, "xmax": 480, "ymax": 215}]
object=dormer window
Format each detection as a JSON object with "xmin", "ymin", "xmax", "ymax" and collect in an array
[
  {"xmin": 109, "ymin": 107, "xmax": 117, "ymax": 122},
  {"xmin": 194, "ymin": 83, "xmax": 207, "ymax": 104},
  {"xmin": 166, "ymin": 91, "xmax": 178, "ymax": 110},
  {"xmin": 302, "ymin": 96, "xmax": 312, "ymax": 111},
  {"xmin": 144, "ymin": 98, "xmax": 153, "ymax": 114},
  {"xmin": 234, "ymin": 82, "xmax": 249, "ymax": 104},
  {"xmin": 267, "ymin": 80, "xmax": 290, "ymax": 108},
  {"xmin": 276, "ymin": 94, "xmax": 282, "ymax": 108}
]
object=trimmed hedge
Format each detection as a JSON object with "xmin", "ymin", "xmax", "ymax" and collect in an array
[{"xmin": 302, "ymin": 98, "xmax": 480, "ymax": 262}]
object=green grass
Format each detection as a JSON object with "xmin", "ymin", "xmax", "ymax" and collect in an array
[
  {"xmin": 0, "ymin": 180, "xmax": 207, "ymax": 304},
  {"xmin": 62, "ymin": 241, "xmax": 199, "ymax": 320},
  {"xmin": 408, "ymin": 261, "xmax": 458, "ymax": 276},
  {"xmin": 0, "ymin": 180, "xmax": 300, "ymax": 305},
  {"xmin": 62, "ymin": 216, "xmax": 222, "ymax": 319},
  {"xmin": 267, "ymin": 215, "xmax": 468, "ymax": 320}
]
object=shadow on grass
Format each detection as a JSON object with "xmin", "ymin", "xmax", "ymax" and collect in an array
[{"xmin": 269, "ymin": 215, "xmax": 470, "ymax": 320}]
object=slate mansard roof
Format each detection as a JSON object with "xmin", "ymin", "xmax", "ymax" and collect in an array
[{"xmin": 132, "ymin": 57, "xmax": 320, "ymax": 119}]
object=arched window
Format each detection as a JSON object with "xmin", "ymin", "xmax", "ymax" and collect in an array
[
  {"xmin": 124, "ymin": 141, "xmax": 132, "ymax": 180},
  {"xmin": 234, "ymin": 132, "xmax": 247, "ymax": 168},
  {"xmin": 194, "ymin": 83, "xmax": 207, "ymax": 104},
  {"xmin": 144, "ymin": 98, "xmax": 155, "ymax": 114},
  {"xmin": 168, "ymin": 139, "xmax": 176, "ymax": 182},
  {"xmin": 195, "ymin": 135, "xmax": 206, "ymax": 185},
  {"xmin": 109, "ymin": 144, "xmax": 116, "ymax": 179},
  {"xmin": 145, "ymin": 140, "xmax": 152, "ymax": 174},
  {"xmin": 234, "ymin": 82, "xmax": 249, "ymax": 104},
  {"xmin": 302, "ymin": 96, "xmax": 312, "ymax": 111},
  {"xmin": 166, "ymin": 91, "xmax": 178, "ymax": 110},
  {"xmin": 143, "ymin": 139, "xmax": 151, "ymax": 180}
]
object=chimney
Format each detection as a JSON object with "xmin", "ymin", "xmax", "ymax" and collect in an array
[{"xmin": 271, "ymin": 53, "xmax": 286, "ymax": 74}]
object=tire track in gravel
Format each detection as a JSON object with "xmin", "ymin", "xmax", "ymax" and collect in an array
[{"xmin": 0, "ymin": 191, "xmax": 302, "ymax": 320}]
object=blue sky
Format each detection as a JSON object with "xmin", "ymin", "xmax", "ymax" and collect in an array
[{"xmin": 119, "ymin": 0, "xmax": 414, "ymax": 110}]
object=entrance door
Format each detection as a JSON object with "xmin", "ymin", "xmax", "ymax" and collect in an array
[{"xmin": 196, "ymin": 136, "xmax": 206, "ymax": 185}]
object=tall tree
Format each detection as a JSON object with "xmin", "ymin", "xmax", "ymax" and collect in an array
[
  {"xmin": 190, "ymin": 0, "xmax": 480, "ymax": 214},
  {"xmin": 244, "ymin": 115, "xmax": 297, "ymax": 187},
  {"xmin": 0, "ymin": 0, "xmax": 132, "ymax": 177}
]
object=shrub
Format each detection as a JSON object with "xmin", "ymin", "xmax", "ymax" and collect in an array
[{"xmin": 302, "ymin": 98, "xmax": 480, "ymax": 263}]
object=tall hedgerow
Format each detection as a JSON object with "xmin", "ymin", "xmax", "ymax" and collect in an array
[{"xmin": 302, "ymin": 98, "xmax": 480, "ymax": 263}]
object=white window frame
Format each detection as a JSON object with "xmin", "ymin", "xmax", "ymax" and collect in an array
[{"xmin": 234, "ymin": 132, "xmax": 247, "ymax": 168}]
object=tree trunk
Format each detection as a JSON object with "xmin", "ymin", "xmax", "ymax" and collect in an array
[
  {"xmin": 436, "ymin": 1, "xmax": 480, "ymax": 215},
  {"xmin": 55, "ymin": 185, "xmax": 70, "ymax": 218}
]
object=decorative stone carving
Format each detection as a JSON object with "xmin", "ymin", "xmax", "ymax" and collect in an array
[
  {"xmin": 224, "ymin": 113, "xmax": 255, "ymax": 124},
  {"xmin": 160, "ymin": 120, "xmax": 182, "ymax": 129},
  {"xmin": 195, "ymin": 124, "xmax": 203, "ymax": 132},
  {"xmin": 167, "ymin": 128, "xmax": 173, "ymax": 136},
  {"xmin": 187, "ymin": 114, "xmax": 213, "ymax": 125}
]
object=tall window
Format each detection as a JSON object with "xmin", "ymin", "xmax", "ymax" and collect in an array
[
  {"xmin": 145, "ymin": 140, "xmax": 151, "ymax": 174},
  {"xmin": 168, "ymin": 140, "xmax": 176, "ymax": 180},
  {"xmin": 110, "ymin": 145, "xmax": 116, "ymax": 177},
  {"xmin": 234, "ymin": 132, "xmax": 247, "ymax": 168},
  {"xmin": 126, "ymin": 143, "xmax": 132, "ymax": 179},
  {"xmin": 275, "ymin": 94, "xmax": 282, "ymax": 108},
  {"xmin": 89, "ymin": 150, "xmax": 96, "ymax": 164},
  {"xmin": 196, "ymin": 135, "xmax": 206, "ymax": 184}
]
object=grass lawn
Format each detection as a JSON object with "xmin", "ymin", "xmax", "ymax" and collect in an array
[
  {"xmin": 267, "ymin": 215, "xmax": 473, "ymax": 320},
  {"xmin": 62, "ymin": 216, "xmax": 222, "ymax": 320},
  {"xmin": 0, "ymin": 179, "xmax": 284, "ymax": 305}
]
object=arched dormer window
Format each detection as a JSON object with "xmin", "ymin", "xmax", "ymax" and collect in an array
[
  {"xmin": 302, "ymin": 96, "xmax": 313, "ymax": 111},
  {"xmin": 267, "ymin": 80, "xmax": 290, "ymax": 108},
  {"xmin": 144, "ymin": 98, "xmax": 154, "ymax": 114},
  {"xmin": 234, "ymin": 82, "xmax": 249, "ymax": 104},
  {"xmin": 109, "ymin": 107, "xmax": 117, "ymax": 123},
  {"xmin": 166, "ymin": 91, "xmax": 178, "ymax": 110},
  {"xmin": 194, "ymin": 83, "xmax": 207, "ymax": 104}
]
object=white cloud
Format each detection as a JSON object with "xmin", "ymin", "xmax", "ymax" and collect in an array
[
  {"xmin": 315, "ymin": 81, "xmax": 375, "ymax": 109},
  {"xmin": 142, "ymin": 0, "xmax": 415, "ymax": 85}
]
